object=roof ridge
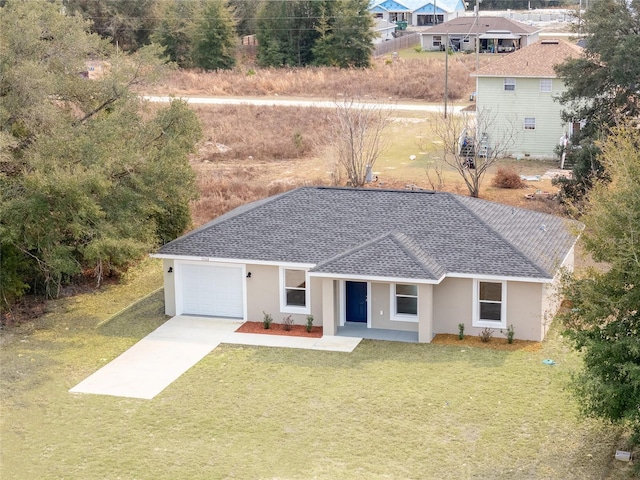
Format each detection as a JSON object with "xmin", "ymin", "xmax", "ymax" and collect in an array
[
  {"xmin": 315, "ymin": 185, "xmax": 437, "ymax": 195},
  {"xmin": 388, "ymin": 231, "xmax": 444, "ymax": 277},
  {"xmin": 312, "ymin": 230, "xmax": 400, "ymax": 271},
  {"xmin": 450, "ymin": 196, "xmax": 551, "ymax": 277}
]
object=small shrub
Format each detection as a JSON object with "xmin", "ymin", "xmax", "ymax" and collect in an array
[
  {"xmin": 413, "ymin": 45, "xmax": 423, "ymax": 53},
  {"xmin": 246, "ymin": 69, "xmax": 256, "ymax": 76},
  {"xmin": 305, "ymin": 314, "xmax": 314, "ymax": 333},
  {"xmin": 262, "ymin": 311, "xmax": 273, "ymax": 329},
  {"xmin": 491, "ymin": 166, "xmax": 527, "ymax": 189},
  {"xmin": 479, "ymin": 327, "xmax": 493, "ymax": 343},
  {"xmin": 458, "ymin": 322, "xmax": 465, "ymax": 340},
  {"xmin": 385, "ymin": 59, "xmax": 393, "ymax": 65},
  {"xmin": 283, "ymin": 315, "xmax": 294, "ymax": 331},
  {"xmin": 501, "ymin": 324, "xmax": 515, "ymax": 344}
]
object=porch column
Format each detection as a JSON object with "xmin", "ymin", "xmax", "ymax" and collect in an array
[
  {"xmin": 418, "ymin": 284, "xmax": 433, "ymax": 343},
  {"xmin": 322, "ymin": 278, "xmax": 336, "ymax": 336}
]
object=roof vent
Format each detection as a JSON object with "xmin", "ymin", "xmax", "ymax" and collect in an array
[{"xmin": 541, "ymin": 40, "xmax": 560, "ymax": 45}]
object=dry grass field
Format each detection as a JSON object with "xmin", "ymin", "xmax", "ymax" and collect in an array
[
  {"xmin": 158, "ymin": 49, "xmax": 566, "ymax": 227},
  {"xmin": 146, "ymin": 52, "xmax": 487, "ymax": 101}
]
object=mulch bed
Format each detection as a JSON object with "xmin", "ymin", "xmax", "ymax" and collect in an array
[
  {"xmin": 432, "ymin": 334, "xmax": 541, "ymax": 352},
  {"xmin": 235, "ymin": 321, "xmax": 323, "ymax": 338}
]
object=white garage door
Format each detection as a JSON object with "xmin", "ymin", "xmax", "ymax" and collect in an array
[{"xmin": 180, "ymin": 263, "xmax": 244, "ymax": 318}]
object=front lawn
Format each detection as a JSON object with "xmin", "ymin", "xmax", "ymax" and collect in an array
[{"xmin": 0, "ymin": 261, "xmax": 632, "ymax": 479}]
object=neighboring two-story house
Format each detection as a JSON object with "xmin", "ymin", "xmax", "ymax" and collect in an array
[
  {"xmin": 369, "ymin": 0, "xmax": 466, "ymax": 28},
  {"xmin": 471, "ymin": 39, "xmax": 583, "ymax": 160}
]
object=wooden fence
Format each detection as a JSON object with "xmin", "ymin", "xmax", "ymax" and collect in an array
[{"xmin": 373, "ymin": 33, "xmax": 420, "ymax": 57}]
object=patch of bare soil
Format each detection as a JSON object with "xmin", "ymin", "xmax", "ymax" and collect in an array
[
  {"xmin": 432, "ymin": 334, "xmax": 541, "ymax": 352},
  {"xmin": 236, "ymin": 321, "xmax": 323, "ymax": 338}
]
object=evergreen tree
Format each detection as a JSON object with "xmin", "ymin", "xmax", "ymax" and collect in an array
[
  {"xmin": 65, "ymin": 0, "xmax": 158, "ymax": 51},
  {"xmin": 553, "ymin": 0, "xmax": 640, "ymax": 203},
  {"xmin": 0, "ymin": 0, "xmax": 201, "ymax": 305},
  {"xmin": 191, "ymin": 0, "xmax": 237, "ymax": 70},
  {"xmin": 321, "ymin": 0, "xmax": 375, "ymax": 68},
  {"xmin": 229, "ymin": 0, "xmax": 262, "ymax": 36},
  {"xmin": 256, "ymin": 0, "xmax": 322, "ymax": 67},
  {"xmin": 559, "ymin": 124, "xmax": 640, "ymax": 447},
  {"xmin": 151, "ymin": 0, "xmax": 200, "ymax": 68}
]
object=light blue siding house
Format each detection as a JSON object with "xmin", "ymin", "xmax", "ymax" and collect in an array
[
  {"xmin": 369, "ymin": 0, "xmax": 466, "ymax": 27},
  {"xmin": 472, "ymin": 39, "xmax": 583, "ymax": 160}
]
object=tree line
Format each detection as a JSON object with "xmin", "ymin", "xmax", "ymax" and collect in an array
[{"xmin": 63, "ymin": 0, "xmax": 375, "ymax": 69}]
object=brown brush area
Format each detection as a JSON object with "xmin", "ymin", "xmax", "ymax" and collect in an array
[{"xmin": 144, "ymin": 57, "xmax": 481, "ymax": 101}]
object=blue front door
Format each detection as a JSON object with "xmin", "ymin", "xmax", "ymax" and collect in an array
[{"xmin": 346, "ymin": 281, "xmax": 367, "ymax": 323}]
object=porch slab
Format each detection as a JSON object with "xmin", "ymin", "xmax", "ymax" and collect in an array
[{"xmin": 337, "ymin": 323, "xmax": 419, "ymax": 343}]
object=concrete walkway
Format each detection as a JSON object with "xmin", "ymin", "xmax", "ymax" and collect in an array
[{"xmin": 69, "ymin": 316, "xmax": 361, "ymax": 400}]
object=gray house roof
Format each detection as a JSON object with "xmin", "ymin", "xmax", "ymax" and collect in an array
[{"xmin": 157, "ymin": 187, "xmax": 580, "ymax": 281}]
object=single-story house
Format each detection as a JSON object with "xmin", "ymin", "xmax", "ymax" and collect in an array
[
  {"xmin": 369, "ymin": 0, "xmax": 466, "ymax": 28},
  {"xmin": 472, "ymin": 39, "xmax": 584, "ymax": 159},
  {"xmin": 153, "ymin": 187, "xmax": 580, "ymax": 343},
  {"xmin": 419, "ymin": 16, "xmax": 540, "ymax": 52}
]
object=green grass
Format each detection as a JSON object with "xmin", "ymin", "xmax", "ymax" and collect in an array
[{"xmin": 1, "ymin": 259, "xmax": 634, "ymax": 479}]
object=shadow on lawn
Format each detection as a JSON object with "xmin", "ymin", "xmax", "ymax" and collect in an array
[{"xmin": 97, "ymin": 289, "xmax": 168, "ymax": 339}]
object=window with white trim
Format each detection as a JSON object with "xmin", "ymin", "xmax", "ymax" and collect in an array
[
  {"xmin": 524, "ymin": 117, "xmax": 536, "ymax": 130},
  {"xmin": 280, "ymin": 268, "xmax": 309, "ymax": 313},
  {"xmin": 504, "ymin": 78, "xmax": 516, "ymax": 91},
  {"xmin": 433, "ymin": 36, "xmax": 442, "ymax": 48},
  {"xmin": 473, "ymin": 280, "xmax": 506, "ymax": 328},
  {"xmin": 390, "ymin": 283, "xmax": 418, "ymax": 321},
  {"xmin": 540, "ymin": 78, "xmax": 552, "ymax": 92}
]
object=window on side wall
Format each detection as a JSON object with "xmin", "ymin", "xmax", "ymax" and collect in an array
[
  {"xmin": 504, "ymin": 78, "xmax": 516, "ymax": 91},
  {"xmin": 540, "ymin": 78, "xmax": 552, "ymax": 92},
  {"xmin": 473, "ymin": 280, "xmax": 506, "ymax": 328},
  {"xmin": 524, "ymin": 117, "xmax": 536, "ymax": 130},
  {"xmin": 391, "ymin": 283, "xmax": 418, "ymax": 321},
  {"xmin": 280, "ymin": 268, "xmax": 309, "ymax": 313},
  {"xmin": 433, "ymin": 36, "xmax": 442, "ymax": 48}
]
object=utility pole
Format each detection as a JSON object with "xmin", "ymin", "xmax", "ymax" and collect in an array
[
  {"xmin": 444, "ymin": 32, "xmax": 449, "ymax": 118},
  {"xmin": 434, "ymin": 0, "xmax": 437, "ymax": 25},
  {"xmin": 475, "ymin": 0, "xmax": 481, "ymax": 72}
]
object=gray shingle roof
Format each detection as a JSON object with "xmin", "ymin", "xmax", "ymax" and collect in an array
[
  {"xmin": 421, "ymin": 16, "xmax": 539, "ymax": 36},
  {"xmin": 157, "ymin": 187, "xmax": 580, "ymax": 281}
]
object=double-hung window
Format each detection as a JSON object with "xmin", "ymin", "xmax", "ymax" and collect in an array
[
  {"xmin": 433, "ymin": 36, "xmax": 442, "ymax": 48},
  {"xmin": 524, "ymin": 117, "xmax": 536, "ymax": 130},
  {"xmin": 280, "ymin": 268, "xmax": 309, "ymax": 313},
  {"xmin": 540, "ymin": 78, "xmax": 552, "ymax": 92},
  {"xmin": 391, "ymin": 284, "xmax": 418, "ymax": 321},
  {"xmin": 504, "ymin": 78, "xmax": 516, "ymax": 91},
  {"xmin": 473, "ymin": 280, "xmax": 506, "ymax": 328}
]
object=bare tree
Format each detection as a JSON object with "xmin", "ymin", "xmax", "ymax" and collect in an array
[
  {"xmin": 429, "ymin": 108, "xmax": 517, "ymax": 197},
  {"xmin": 329, "ymin": 98, "xmax": 393, "ymax": 187}
]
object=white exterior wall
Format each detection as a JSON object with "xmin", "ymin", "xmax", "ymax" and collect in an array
[{"xmin": 476, "ymin": 75, "xmax": 568, "ymax": 159}]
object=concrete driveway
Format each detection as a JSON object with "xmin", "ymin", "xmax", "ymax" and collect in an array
[{"xmin": 69, "ymin": 315, "xmax": 361, "ymax": 400}]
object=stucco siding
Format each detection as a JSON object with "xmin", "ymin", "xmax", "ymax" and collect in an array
[
  {"xmin": 540, "ymin": 244, "xmax": 575, "ymax": 338},
  {"xmin": 506, "ymin": 281, "xmax": 544, "ymax": 341},
  {"xmin": 163, "ymin": 259, "xmax": 176, "ymax": 316},
  {"xmin": 433, "ymin": 277, "xmax": 473, "ymax": 334},
  {"xmin": 433, "ymin": 277, "xmax": 545, "ymax": 341},
  {"xmin": 370, "ymin": 282, "xmax": 418, "ymax": 332},
  {"xmin": 246, "ymin": 264, "xmax": 322, "ymax": 325},
  {"xmin": 477, "ymin": 76, "xmax": 567, "ymax": 158}
]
